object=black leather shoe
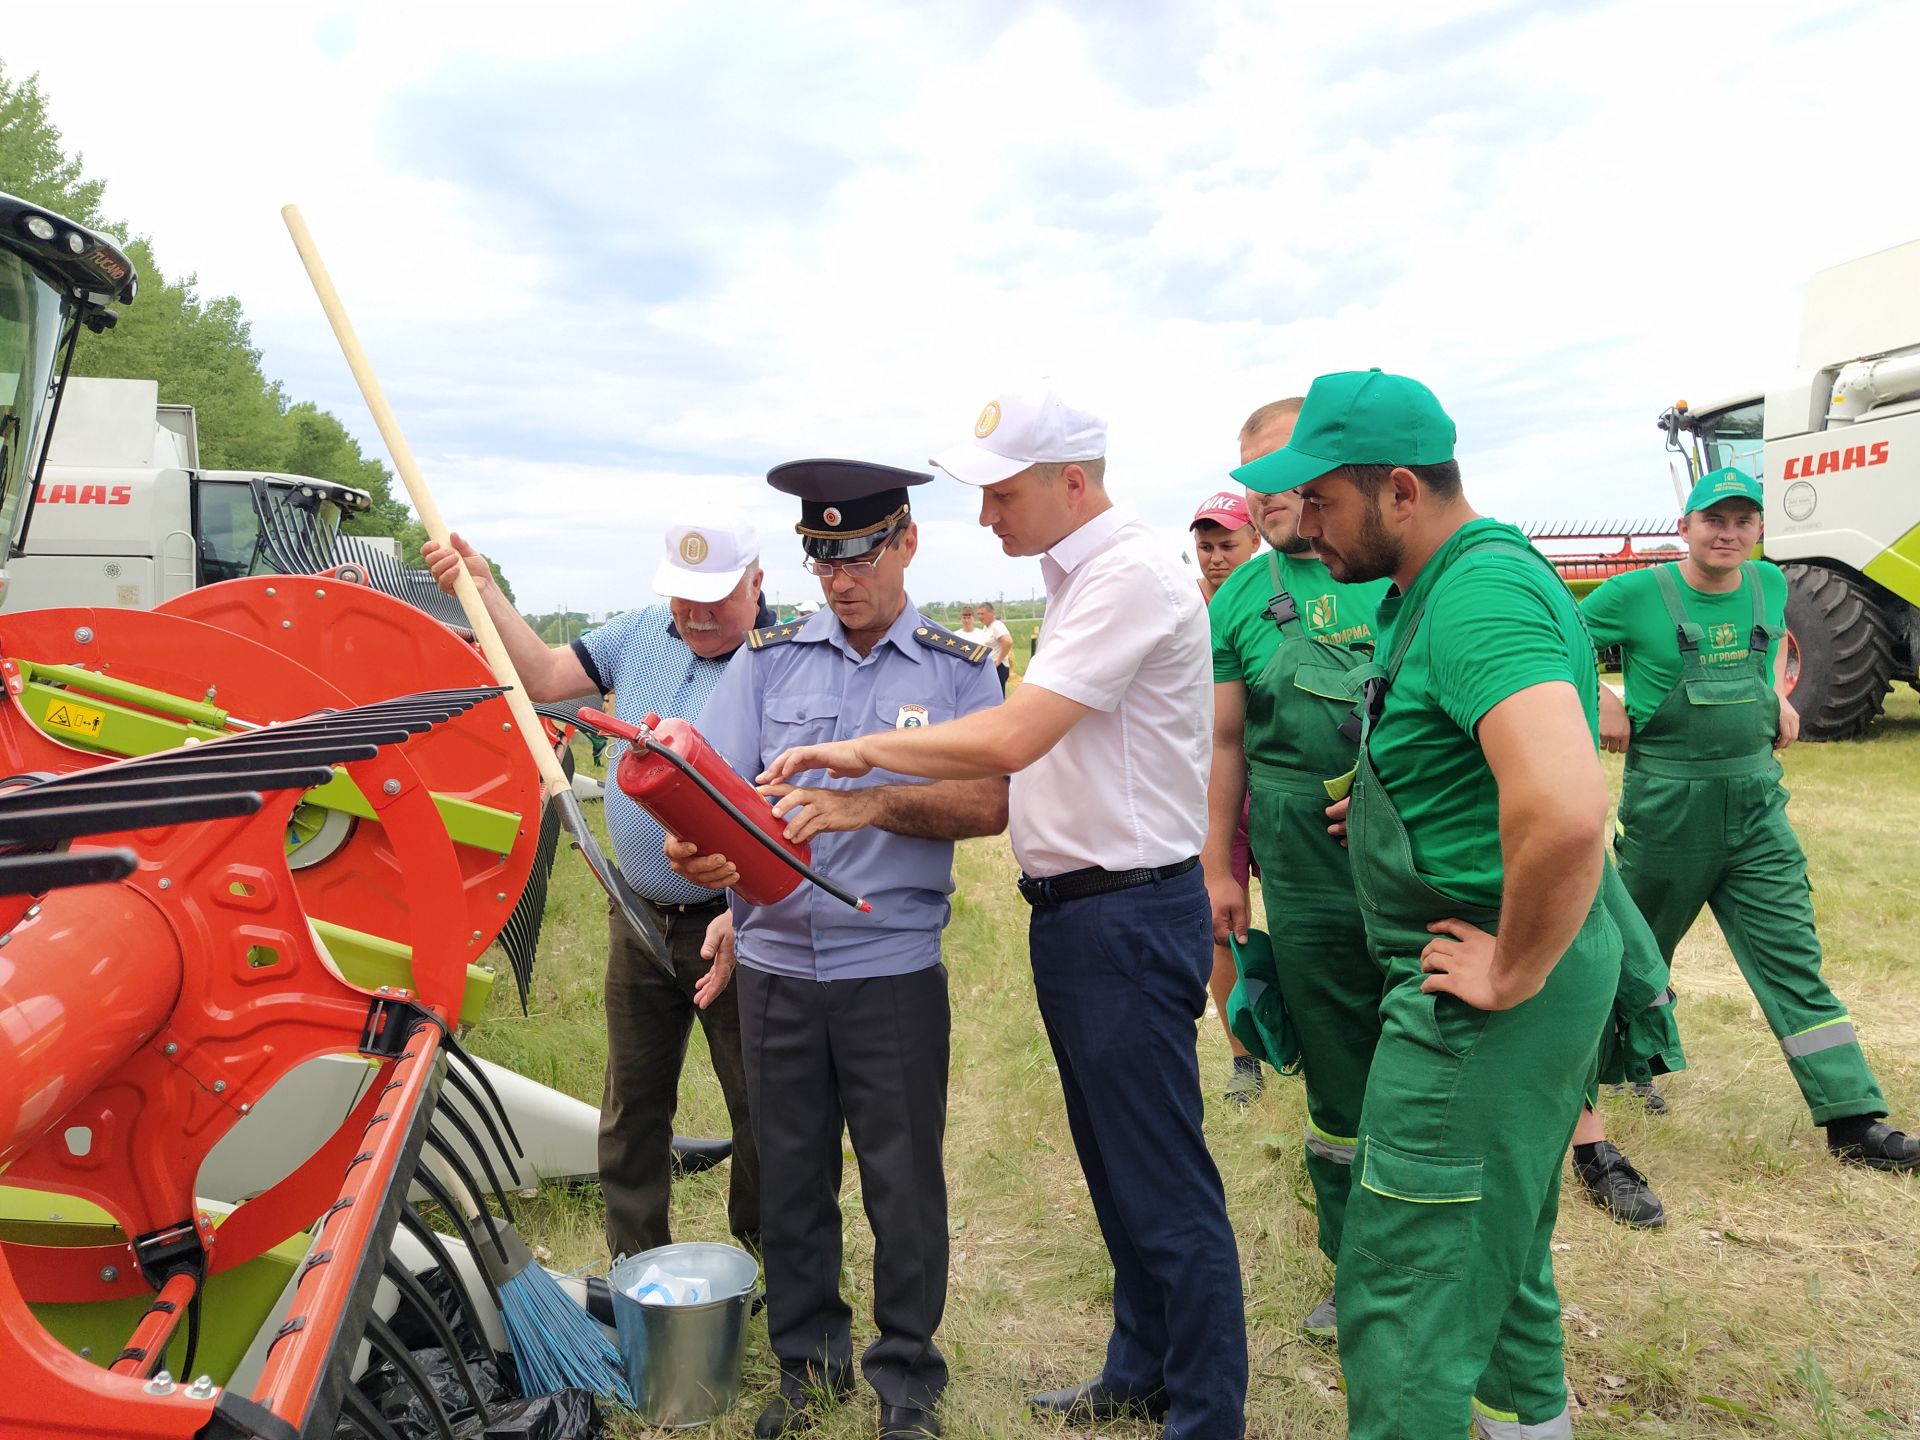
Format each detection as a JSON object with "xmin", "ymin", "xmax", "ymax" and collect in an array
[
  {"xmin": 754, "ymin": 1379, "xmax": 851, "ymax": 1439},
  {"xmin": 1573, "ymin": 1140, "xmax": 1666, "ymax": 1229},
  {"xmin": 1829, "ymin": 1120, "xmax": 1920, "ymax": 1172},
  {"xmin": 1027, "ymin": 1379, "xmax": 1170, "ymax": 1422},
  {"xmin": 671, "ymin": 1134, "xmax": 733, "ymax": 1175},
  {"xmin": 879, "ymin": 1404, "xmax": 941, "ymax": 1439}
]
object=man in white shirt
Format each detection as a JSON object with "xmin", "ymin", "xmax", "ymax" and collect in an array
[
  {"xmin": 760, "ymin": 380, "xmax": 1246, "ymax": 1440},
  {"xmin": 976, "ymin": 602, "xmax": 1014, "ymax": 692}
]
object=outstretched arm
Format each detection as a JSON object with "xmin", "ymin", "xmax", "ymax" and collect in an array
[
  {"xmin": 759, "ymin": 682, "xmax": 1092, "ymax": 784},
  {"xmin": 763, "ymin": 777, "xmax": 1009, "ymax": 843}
]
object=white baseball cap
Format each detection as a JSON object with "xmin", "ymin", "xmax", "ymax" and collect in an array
[
  {"xmin": 929, "ymin": 378, "xmax": 1107, "ymax": 487},
  {"xmin": 653, "ymin": 511, "xmax": 760, "ymax": 603}
]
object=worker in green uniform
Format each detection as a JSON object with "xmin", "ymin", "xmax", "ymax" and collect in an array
[
  {"xmin": 1235, "ymin": 369, "xmax": 1619, "ymax": 1440},
  {"xmin": 1583, "ymin": 466, "xmax": 1919, "ymax": 1171},
  {"xmin": 1204, "ymin": 395, "xmax": 1389, "ymax": 1342}
]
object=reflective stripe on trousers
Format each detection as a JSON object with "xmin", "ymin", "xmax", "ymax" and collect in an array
[
  {"xmin": 1474, "ymin": 1398, "xmax": 1572, "ymax": 1439},
  {"xmin": 1306, "ymin": 1119, "xmax": 1357, "ymax": 1166}
]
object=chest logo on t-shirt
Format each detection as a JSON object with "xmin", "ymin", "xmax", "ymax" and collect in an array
[
  {"xmin": 896, "ymin": 704, "xmax": 929, "ymax": 729},
  {"xmin": 1307, "ymin": 594, "xmax": 1338, "ymax": 631},
  {"xmin": 1708, "ymin": 622, "xmax": 1738, "ymax": 651}
]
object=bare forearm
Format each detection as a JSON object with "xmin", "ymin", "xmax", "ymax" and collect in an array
[
  {"xmin": 1203, "ymin": 738, "xmax": 1247, "ymax": 873},
  {"xmin": 868, "ymin": 778, "xmax": 1009, "ymax": 840},
  {"xmin": 479, "ymin": 585, "xmax": 590, "ymax": 700},
  {"xmin": 1493, "ymin": 800, "xmax": 1605, "ymax": 989},
  {"xmin": 855, "ymin": 708, "xmax": 1027, "ymax": 780}
]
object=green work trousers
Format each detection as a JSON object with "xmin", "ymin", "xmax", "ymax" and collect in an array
[
  {"xmin": 1245, "ymin": 773, "xmax": 1381, "ymax": 1263},
  {"xmin": 1615, "ymin": 764, "xmax": 1885, "ymax": 1124},
  {"xmin": 1336, "ymin": 910, "xmax": 1616, "ymax": 1440}
]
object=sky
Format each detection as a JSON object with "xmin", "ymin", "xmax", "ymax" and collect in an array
[{"xmin": 8, "ymin": 0, "xmax": 1919, "ymax": 614}]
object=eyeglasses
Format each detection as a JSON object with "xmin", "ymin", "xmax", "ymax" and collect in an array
[{"xmin": 802, "ymin": 535, "xmax": 900, "ymax": 578}]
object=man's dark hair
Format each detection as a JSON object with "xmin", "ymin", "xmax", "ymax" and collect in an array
[{"xmin": 1341, "ymin": 461, "xmax": 1463, "ymax": 502}]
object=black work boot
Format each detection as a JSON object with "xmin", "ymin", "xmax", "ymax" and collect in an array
[
  {"xmin": 1573, "ymin": 1140, "xmax": 1666, "ymax": 1229},
  {"xmin": 1827, "ymin": 1117, "xmax": 1920, "ymax": 1172}
]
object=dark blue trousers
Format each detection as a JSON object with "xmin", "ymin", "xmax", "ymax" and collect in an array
[{"xmin": 1028, "ymin": 868, "xmax": 1247, "ymax": 1440}]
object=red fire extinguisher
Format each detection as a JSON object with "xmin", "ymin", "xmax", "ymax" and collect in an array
[{"xmin": 584, "ymin": 710, "xmax": 868, "ymax": 911}]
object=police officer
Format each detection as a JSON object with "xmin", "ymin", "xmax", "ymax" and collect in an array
[
  {"xmin": 763, "ymin": 382, "xmax": 1248, "ymax": 1440},
  {"xmin": 1204, "ymin": 396, "xmax": 1387, "ymax": 1338},
  {"xmin": 667, "ymin": 461, "xmax": 1007, "ymax": 1440},
  {"xmin": 1583, "ymin": 466, "xmax": 1919, "ymax": 1171},
  {"xmin": 1236, "ymin": 369, "xmax": 1617, "ymax": 1440}
]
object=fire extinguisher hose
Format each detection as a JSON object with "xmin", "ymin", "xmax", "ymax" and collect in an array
[{"xmin": 567, "ymin": 706, "xmax": 871, "ymax": 914}]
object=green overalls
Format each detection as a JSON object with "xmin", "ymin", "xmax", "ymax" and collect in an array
[
  {"xmin": 1336, "ymin": 529, "xmax": 1618, "ymax": 1440},
  {"xmin": 1614, "ymin": 563, "xmax": 1885, "ymax": 1124},
  {"xmin": 1241, "ymin": 552, "xmax": 1383, "ymax": 1263}
]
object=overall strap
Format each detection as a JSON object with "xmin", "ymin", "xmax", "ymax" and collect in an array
[
  {"xmin": 1742, "ymin": 562, "xmax": 1771, "ymax": 654},
  {"xmin": 1264, "ymin": 552, "xmax": 1302, "ymax": 635},
  {"xmin": 1650, "ymin": 563, "xmax": 1700, "ymax": 653}
]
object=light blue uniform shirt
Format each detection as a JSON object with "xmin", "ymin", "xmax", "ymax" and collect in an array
[
  {"xmin": 697, "ymin": 599, "xmax": 1003, "ymax": 980},
  {"xmin": 575, "ymin": 602, "xmax": 767, "ymax": 905}
]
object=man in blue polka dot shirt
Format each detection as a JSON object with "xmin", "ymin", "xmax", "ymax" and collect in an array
[{"xmin": 425, "ymin": 512, "xmax": 772, "ymax": 1259}]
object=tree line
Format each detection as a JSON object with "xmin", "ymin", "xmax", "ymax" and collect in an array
[{"xmin": 0, "ymin": 62, "xmax": 514, "ymax": 599}]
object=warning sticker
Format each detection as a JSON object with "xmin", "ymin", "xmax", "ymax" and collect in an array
[{"xmin": 44, "ymin": 700, "xmax": 106, "ymax": 739}]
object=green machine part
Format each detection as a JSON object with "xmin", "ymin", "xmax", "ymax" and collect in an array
[
  {"xmin": 13, "ymin": 660, "xmax": 520, "ymax": 854},
  {"xmin": 0, "ymin": 1188, "xmax": 308, "ymax": 1386}
]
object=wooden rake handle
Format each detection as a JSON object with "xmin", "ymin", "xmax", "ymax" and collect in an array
[{"xmin": 280, "ymin": 204, "xmax": 569, "ymax": 799}]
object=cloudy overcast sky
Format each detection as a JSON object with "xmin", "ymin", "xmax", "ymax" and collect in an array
[{"xmin": 9, "ymin": 0, "xmax": 1918, "ymax": 613}]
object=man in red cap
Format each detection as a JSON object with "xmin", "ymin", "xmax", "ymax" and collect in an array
[{"xmin": 1190, "ymin": 491, "xmax": 1259, "ymax": 604}]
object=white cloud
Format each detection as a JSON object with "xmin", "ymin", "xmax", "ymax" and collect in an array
[{"xmin": 7, "ymin": 0, "xmax": 1918, "ymax": 611}]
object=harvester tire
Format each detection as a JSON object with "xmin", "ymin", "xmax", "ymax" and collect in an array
[{"xmin": 1780, "ymin": 562, "xmax": 1896, "ymax": 741}]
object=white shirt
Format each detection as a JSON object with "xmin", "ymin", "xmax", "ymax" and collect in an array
[
  {"xmin": 1014, "ymin": 505, "xmax": 1211, "ymax": 876},
  {"xmin": 982, "ymin": 618, "xmax": 1013, "ymax": 662}
]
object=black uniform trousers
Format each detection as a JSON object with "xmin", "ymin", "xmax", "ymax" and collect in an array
[
  {"xmin": 737, "ymin": 961, "xmax": 951, "ymax": 1410},
  {"xmin": 599, "ymin": 898, "xmax": 761, "ymax": 1259}
]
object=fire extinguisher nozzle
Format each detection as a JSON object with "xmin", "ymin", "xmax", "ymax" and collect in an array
[{"xmin": 857, "ymin": 900, "xmax": 872, "ymax": 913}]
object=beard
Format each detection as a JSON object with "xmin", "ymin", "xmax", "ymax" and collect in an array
[
  {"xmin": 1314, "ymin": 501, "xmax": 1402, "ymax": 582},
  {"xmin": 1277, "ymin": 534, "xmax": 1314, "ymax": 556}
]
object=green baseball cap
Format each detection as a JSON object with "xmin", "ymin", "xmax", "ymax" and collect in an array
[
  {"xmin": 1683, "ymin": 466, "xmax": 1763, "ymax": 515},
  {"xmin": 1232, "ymin": 368, "xmax": 1456, "ymax": 495}
]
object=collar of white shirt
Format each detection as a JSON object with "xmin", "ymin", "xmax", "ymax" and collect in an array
[{"xmin": 1040, "ymin": 504, "xmax": 1136, "ymax": 594}]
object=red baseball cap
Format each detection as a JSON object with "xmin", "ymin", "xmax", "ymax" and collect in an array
[{"xmin": 1191, "ymin": 491, "xmax": 1251, "ymax": 530}]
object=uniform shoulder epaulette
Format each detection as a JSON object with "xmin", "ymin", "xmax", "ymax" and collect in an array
[
  {"xmin": 912, "ymin": 619, "xmax": 991, "ymax": 664},
  {"xmin": 747, "ymin": 621, "xmax": 805, "ymax": 650}
]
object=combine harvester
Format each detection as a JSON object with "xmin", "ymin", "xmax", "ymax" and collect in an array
[{"xmin": 0, "ymin": 193, "xmax": 695, "ymax": 1435}]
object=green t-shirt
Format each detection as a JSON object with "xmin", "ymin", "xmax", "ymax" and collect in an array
[
  {"xmin": 1211, "ymin": 551, "xmax": 1389, "ymax": 683},
  {"xmin": 1370, "ymin": 519, "xmax": 1600, "ymax": 909},
  {"xmin": 1579, "ymin": 562, "xmax": 1786, "ymax": 727}
]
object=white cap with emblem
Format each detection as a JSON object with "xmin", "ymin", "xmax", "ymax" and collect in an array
[
  {"xmin": 929, "ymin": 377, "xmax": 1107, "ymax": 487},
  {"xmin": 654, "ymin": 509, "xmax": 761, "ymax": 603}
]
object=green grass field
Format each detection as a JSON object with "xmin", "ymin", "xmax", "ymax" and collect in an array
[{"xmin": 465, "ymin": 688, "xmax": 1920, "ymax": 1438}]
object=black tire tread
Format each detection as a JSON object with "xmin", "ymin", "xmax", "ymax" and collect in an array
[{"xmin": 1780, "ymin": 562, "xmax": 1896, "ymax": 741}]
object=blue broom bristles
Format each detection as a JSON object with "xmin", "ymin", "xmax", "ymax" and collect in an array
[{"xmin": 498, "ymin": 1259, "xmax": 633, "ymax": 1404}]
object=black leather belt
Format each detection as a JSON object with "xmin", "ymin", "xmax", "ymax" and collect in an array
[
  {"xmin": 1017, "ymin": 856, "xmax": 1199, "ymax": 907},
  {"xmin": 640, "ymin": 895, "xmax": 729, "ymax": 916}
]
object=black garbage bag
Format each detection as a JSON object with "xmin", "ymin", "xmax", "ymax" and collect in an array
[{"xmin": 342, "ymin": 1343, "xmax": 601, "ymax": 1439}]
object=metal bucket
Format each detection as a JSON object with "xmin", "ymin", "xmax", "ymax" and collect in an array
[{"xmin": 608, "ymin": 1241, "xmax": 760, "ymax": 1426}]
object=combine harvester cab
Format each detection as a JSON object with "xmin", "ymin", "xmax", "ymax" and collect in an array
[
  {"xmin": 0, "ymin": 193, "xmax": 641, "ymax": 1436},
  {"xmin": 1657, "ymin": 237, "xmax": 1920, "ymax": 739}
]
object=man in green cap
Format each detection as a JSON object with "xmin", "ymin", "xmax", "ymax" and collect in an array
[
  {"xmin": 1233, "ymin": 369, "xmax": 1618, "ymax": 1440},
  {"xmin": 1582, "ymin": 468, "xmax": 1919, "ymax": 1171},
  {"xmin": 1204, "ymin": 395, "xmax": 1389, "ymax": 1341}
]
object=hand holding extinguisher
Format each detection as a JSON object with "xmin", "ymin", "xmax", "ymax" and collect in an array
[{"xmin": 579, "ymin": 708, "xmax": 871, "ymax": 913}]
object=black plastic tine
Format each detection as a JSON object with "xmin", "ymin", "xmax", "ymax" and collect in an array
[
  {"xmin": 441, "ymin": 1032, "xmax": 524, "ymax": 1161},
  {"xmin": 0, "ymin": 767, "xmax": 334, "ymax": 813},
  {"xmin": 414, "ymin": 1148, "xmax": 508, "ymax": 1266},
  {"xmin": 395, "ymin": 1199, "xmax": 503, "ymax": 1317},
  {"xmin": 337, "ymin": 1364, "xmax": 410, "ymax": 1440},
  {"xmin": 0, "ymin": 849, "xmax": 138, "ymax": 897},
  {"xmin": 441, "ymin": 1062, "xmax": 523, "ymax": 1174},
  {"xmin": 381, "ymin": 1255, "xmax": 489, "ymax": 1421},
  {"xmin": 365, "ymin": 1313, "xmax": 458, "ymax": 1440},
  {"xmin": 115, "ymin": 739, "xmax": 385, "ymax": 774},
  {"xmin": 0, "ymin": 793, "xmax": 264, "ymax": 845},
  {"xmin": 425, "ymin": 1120, "xmax": 515, "ymax": 1232}
]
